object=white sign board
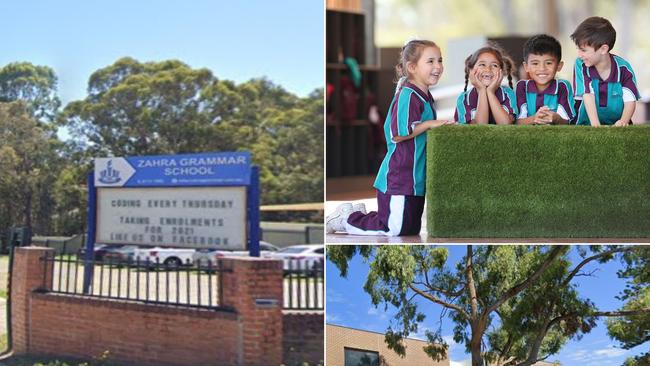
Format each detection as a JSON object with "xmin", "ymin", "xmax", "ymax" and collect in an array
[{"xmin": 96, "ymin": 186, "xmax": 247, "ymax": 249}]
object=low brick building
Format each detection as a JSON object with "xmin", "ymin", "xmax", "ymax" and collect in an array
[{"xmin": 326, "ymin": 324, "xmax": 449, "ymax": 366}]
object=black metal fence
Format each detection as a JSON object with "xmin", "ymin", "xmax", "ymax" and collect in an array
[
  {"xmin": 40, "ymin": 252, "xmax": 230, "ymax": 310},
  {"xmin": 283, "ymin": 259, "xmax": 324, "ymax": 310},
  {"xmin": 38, "ymin": 252, "xmax": 324, "ymax": 311}
]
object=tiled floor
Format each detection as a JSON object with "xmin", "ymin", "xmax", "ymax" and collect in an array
[{"xmin": 326, "ymin": 176, "xmax": 431, "ymax": 243}]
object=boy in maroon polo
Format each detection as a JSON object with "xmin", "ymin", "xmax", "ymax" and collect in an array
[
  {"xmin": 571, "ymin": 16, "xmax": 640, "ymax": 126},
  {"xmin": 516, "ymin": 34, "xmax": 575, "ymax": 125}
]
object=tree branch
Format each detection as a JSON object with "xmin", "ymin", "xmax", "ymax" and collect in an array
[
  {"xmin": 563, "ymin": 246, "xmax": 634, "ymax": 287},
  {"xmin": 467, "ymin": 245, "xmax": 479, "ymax": 319},
  {"xmin": 419, "ymin": 280, "xmax": 466, "ymax": 298},
  {"xmin": 543, "ymin": 307, "xmax": 650, "ymax": 332},
  {"xmin": 592, "ymin": 308, "xmax": 650, "ymax": 317},
  {"xmin": 409, "ymin": 284, "xmax": 470, "ymax": 321},
  {"xmin": 486, "ymin": 246, "xmax": 566, "ymax": 316}
]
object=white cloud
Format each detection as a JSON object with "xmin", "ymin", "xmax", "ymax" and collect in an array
[
  {"xmin": 367, "ymin": 306, "xmax": 387, "ymax": 320},
  {"xmin": 326, "ymin": 288, "xmax": 346, "ymax": 304},
  {"xmin": 566, "ymin": 345, "xmax": 629, "ymax": 366},
  {"xmin": 569, "ymin": 350, "xmax": 589, "ymax": 360},
  {"xmin": 326, "ymin": 313, "xmax": 341, "ymax": 323},
  {"xmin": 443, "ymin": 335, "xmax": 457, "ymax": 347},
  {"xmin": 450, "ymin": 359, "xmax": 471, "ymax": 366},
  {"xmin": 594, "ymin": 346, "xmax": 627, "ymax": 358},
  {"xmin": 411, "ymin": 326, "xmax": 430, "ymax": 341}
]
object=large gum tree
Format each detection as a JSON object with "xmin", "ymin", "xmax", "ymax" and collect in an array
[{"xmin": 328, "ymin": 245, "xmax": 650, "ymax": 366}]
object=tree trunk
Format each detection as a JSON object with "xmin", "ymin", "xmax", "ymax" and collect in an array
[
  {"xmin": 467, "ymin": 246, "xmax": 485, "ymax": 366},
  {"xmin": 24, "ymin": 189, "xmax": 32, "ymax": 236},
  {"xmin": 518, "ymin": 318, "xmax": 551, "ymax": 366},
  {"xmin": 470, "ymin": 333, "xmax": 483, "ymax": 366}
]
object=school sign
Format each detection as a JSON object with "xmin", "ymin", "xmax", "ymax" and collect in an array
[{"xmin": 86, "ymin": 151, "xmax": 260, "ymax": 258}]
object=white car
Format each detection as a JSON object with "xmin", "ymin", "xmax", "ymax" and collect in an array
[
  {"xmin": 192, "ymin": 242, "xmax": 279, "ymax": 266},
  {"xmin": 267, "ymin": 244, "xmax": 324, "ymax": 270},
  {"xmin": 134, "ymin": 247, "xmax": 196, "ymax": 267}
]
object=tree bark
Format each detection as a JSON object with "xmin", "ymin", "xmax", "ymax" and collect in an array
[
  {"xmin": 470, "ymin": 328, "xmax": 484, "ymax": 366},
  {"xmin": 24, "ymin": 188, "xmax": 32, "ymax": 236},
  {"xmin": 466, "ymin": 246, "xmax": 484, "ymax": 366},
  {"xmin": 518, "ymin": 318, "xmax": 552, "ymax": 366}
]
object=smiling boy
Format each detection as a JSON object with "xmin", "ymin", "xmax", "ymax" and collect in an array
[
  {"xmin": 571, "ymin": 16, "xmax": 640, "ymax": 126},
  {"xmin": 516, "ymin": 34, "xmax": 575, "ymax": 125}
]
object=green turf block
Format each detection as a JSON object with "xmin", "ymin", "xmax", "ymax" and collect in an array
[{"xmin": 426, "ymin": 125, "xmax": 650, "ymax": 238}]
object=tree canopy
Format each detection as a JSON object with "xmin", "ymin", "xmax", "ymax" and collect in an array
[
  {"xmin": 60, "ymin": 58, "xmax": 323, "ymax": 206},
  {"xmin": 0, "ymin": 62, "xmax": 61, "ymax": 123},
  {"xmin": 328, "ymin": 245, "xmax": 650, "ymax": 366},
  {"xmin": 0, "ymin": 101, "xmax": 62, "ymax": 234},
  {"xmin": 0, "ymin": 58, "xmax": 323, "ymax": 238}
]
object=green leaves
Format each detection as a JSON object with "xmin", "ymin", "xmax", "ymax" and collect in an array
[
  {"xmin": 0, "ymin": 101, "xmax": 63, "ymax": 233},
  {"xmin": 0, "ymin": 62, "xmax": 61, "ymax": 122},
  {"xmin": 601, "ymin": 246, "xmax": 650, "ymax": 366},
  {"xmin": 0, "ymin": 56, "xmax": 322, "ymax": 240},
  {"xmin": 331, "ymin": 245, "xmax": 647, "ymax": 366},
  {"xmin": 59, "ymin": 57, "xmax": 323, "ymax": 206}
]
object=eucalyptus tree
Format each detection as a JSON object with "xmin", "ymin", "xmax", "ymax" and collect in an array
[
  {"xmin": 0, "ymin": 101, "xmax": 62, "ymax": 234},
  {"xmin": 0, "ymin": 62, "xmax": 61, "ymax": 123},
  {"xmin": 329, "ymin": 245, "xmax": 650, "ymax": 366},
  {"xmin": 328, "ymin": 245, "xmax": 566, "ymax": 366},
  {"xmin": 485, "ymin": 246, "xmax": 649, "ymax": 366},
  {"xmin": 607, "ymin": 248, "xmax": 650, "ymax": 366}
]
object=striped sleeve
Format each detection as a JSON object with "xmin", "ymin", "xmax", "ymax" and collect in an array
[
  {"xmin": 455, "ymin": 92, "xmax": 469, "ymax": 123},
  {"xmin": 500, "ymin": 86, "xmax": 518, "ymax": 117},
  {"xmin": 573, "ymin": 59, "xmax": 591, "ymax": 98},
  {"xmin": 515, "ymin": 80, "xmax": 528, "ymax": 118},
  {"xmin": 393, "ymin": 89, "xmax": 424, "ymax": 136},
  {"xmin": 557, "ymin": 79, "xmax": 576, "ymax": 121},
  {"xmin": 619, "ymin": 61, "xmax": 640, "ymax": 102}
]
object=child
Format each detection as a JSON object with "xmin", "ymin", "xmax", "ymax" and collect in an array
[
  {"xmin": 571, "ymin": 16, "xmax": 640, "ymax": 126},
  {"xmin": 516, "ymin": 34, "xmax": 575, "ymax": 125},
  {"xmin": 326, "ymin": 39, "xmax": 454, "ymax": 236},
  {"xmin": 455, "ymin": 44, "xmax": 518, "ymax": 124}
]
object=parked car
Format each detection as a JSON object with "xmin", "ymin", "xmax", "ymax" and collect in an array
[
  {"xmin": 267, "ymin": 244, "xmax": 324, "ymax": 270},
  {"xmin": 78, "ymin": 244, "xmax": 131, "ymax": 262},
  {"xmin": 134, "ymin": 247, "xmax": 196, "ymax": 267},
  {"xmin": 102, "ymin": 245, "xmax": 141, "ymax": 264},
  {"xmin": 192, "ymin": 241, "xmax": 279, "ymax": 267}
]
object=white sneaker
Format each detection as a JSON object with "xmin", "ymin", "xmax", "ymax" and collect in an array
[
  {"xmin": 326, "ymin": 203, "xmax": 353, "ymax": 233},
  {"xmin": 352, "ymin": 202, "xmax": 367, "ymax": 214}
]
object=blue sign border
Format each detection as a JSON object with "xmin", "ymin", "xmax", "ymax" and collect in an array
[
  {"xmin": 83, "ymin": 152, "xmax": 260, "ymax": 293},
  {"xmin": 95, "ymin": 151, "xmax": 251, "ymax": 187}
]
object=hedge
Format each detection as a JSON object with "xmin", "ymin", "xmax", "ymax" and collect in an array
[{"xmin": 426, "ymin": 125, "xmax": 650, "ymax": 238}]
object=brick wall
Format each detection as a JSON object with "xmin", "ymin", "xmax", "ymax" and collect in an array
[
  {"xmin": 220, "ymin": 257, "xmax": 284, "ymax": 365},
  {"xmin": 326, "ymin": 324, "xmax": 450, "ymax": 366},
  {"xmin": 29, "ymin": 294, "xmax": 239, "ymax": 366},
  {"xmin": 283, "ymin": 311, "xmax": 324, "ymax": 366},
  {"xmin": 10, "ymin": 247, "xmax": 53, "ymax": 354},
  {"xmin": 11, "ymin": 248, "xmax": 288, "ymax": 366}
]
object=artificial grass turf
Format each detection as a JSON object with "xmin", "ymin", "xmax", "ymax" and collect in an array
[{"xmin": 426, "ymin": 125, "xmax": 650, "ymax": 238}]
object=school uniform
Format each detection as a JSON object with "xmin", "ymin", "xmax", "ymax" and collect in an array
[
  {"xmin": 345, "ymin": 81, "xmax": 431, "ymax": 236},
  {"xmin": 515, "ymin": 79, "xmax": 575, "ymax": 121},
  {"xmin": 454, "ymin": 86, "xmax": 518, "ymax": 123},
  {"xmin": 573, "ymin": 54, "xmax": 640, "ymax": 125}
]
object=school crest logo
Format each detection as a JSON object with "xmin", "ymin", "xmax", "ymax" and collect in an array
[
  {"xmin": 94, "ymin": 158, "xmax": 135, "ymax": 187},
  {"xmin": 98, "ymin": 160, "xmax": 121, "ymax": 184}
]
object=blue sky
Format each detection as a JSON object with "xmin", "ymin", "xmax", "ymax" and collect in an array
[
  {"xmin": 0, "ymin": 0, "xmax": 324, "ymax": 105},
  {"xmin": 327, "ymin": 245, "xmax": 649, "ymax": 366}
]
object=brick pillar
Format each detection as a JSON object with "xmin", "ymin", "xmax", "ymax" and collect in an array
[
  {"xmin": 219, "ymin": 257, "xmax": 283, "ymax": 366},
  {"xmin": 11, "ymin": 247, "xmax": 55, "ymax": 354}
]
